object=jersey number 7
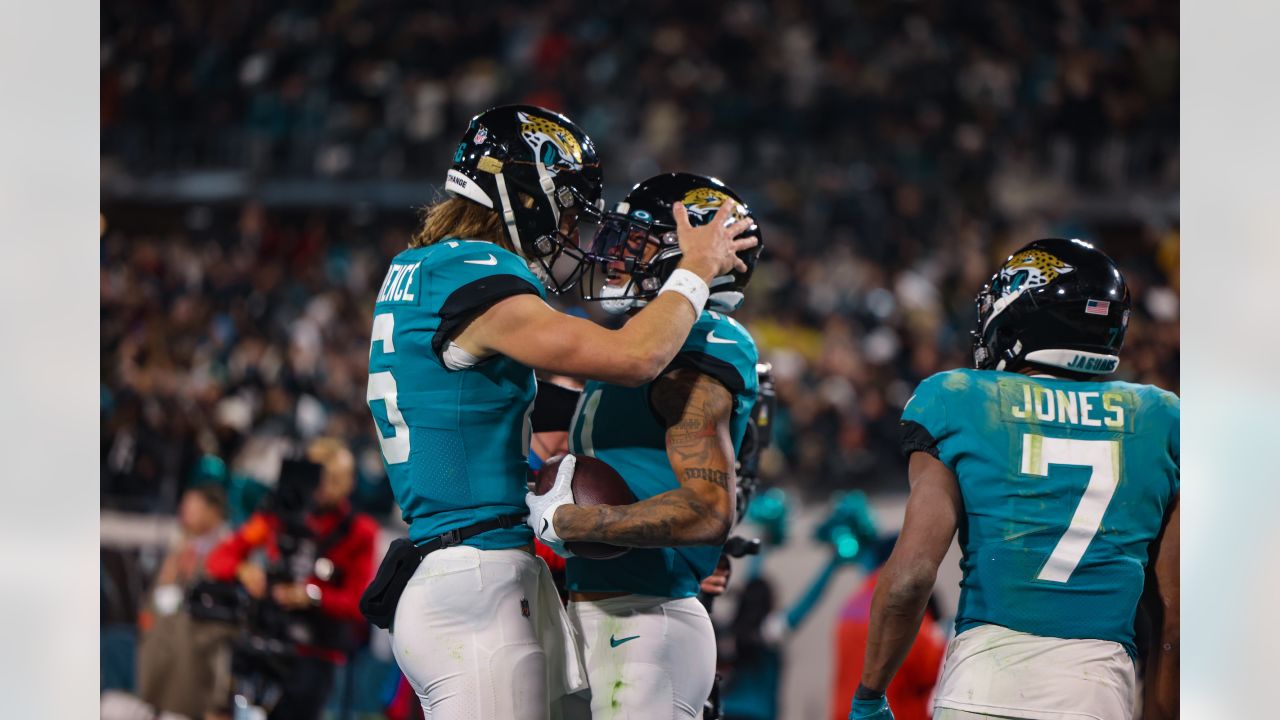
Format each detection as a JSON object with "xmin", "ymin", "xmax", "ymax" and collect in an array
[{"xmin": 1020, "ymin": 434, "xmax": 1120, "ymax": 583}]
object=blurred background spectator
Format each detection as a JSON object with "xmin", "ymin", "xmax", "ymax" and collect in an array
[
  {"xmin": 101, "ymin": 0, "xmax": 1178, "ymax": 510},
  {"xmin": 828, "ymin": 536, "xmax": 947, "ymax": 720},
  {"xmin": 135, "ymin": 484, "xmax": 235, "ymax": 720},
  {"xmin": 203, "ymin": 438, "xmax": 377, "ymax": 720}
]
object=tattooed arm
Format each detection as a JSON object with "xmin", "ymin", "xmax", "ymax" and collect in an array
[{"xmin": 553, "ymin": 367, "xmax": 736, "ymax": 547}]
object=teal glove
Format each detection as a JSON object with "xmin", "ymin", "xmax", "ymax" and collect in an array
[{"xmin": 848, "ymin": 695, "xmax": 894, "ymax": 720}]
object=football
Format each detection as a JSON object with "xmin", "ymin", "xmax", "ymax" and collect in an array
[{"xmin": 534, "ymin": 454, "xmax": 636, "ymax": 560}]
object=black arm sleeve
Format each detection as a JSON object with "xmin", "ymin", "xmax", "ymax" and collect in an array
[
  {"xmin": 663, "ymin": 352, "xmax": 746, "ymax": 395},
  {"xmin": 432, "ymin": 275, "xmax": 541, "ymax": 360},
  {"xmin": 531, "ymin": 381, "xmax": 582, "ymax": 433},
  {"xmin": 899, "ymin": 420, "xmax": 940, "ymax": 460}
]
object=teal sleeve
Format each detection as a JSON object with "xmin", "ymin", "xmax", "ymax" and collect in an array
[
  {"xmin": 784, "ymin": 553, "xmax": 842, "ymax": 630},
  {"xmin": 1164, "ymin": 389, "xmax": 1180, "ymax": 493},
  {"xmin": 899, "ymin": 372, "xmax": 954, "ymax": 467}
]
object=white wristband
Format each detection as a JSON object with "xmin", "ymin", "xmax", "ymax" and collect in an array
[{"xmin": 657, "ymin": 268, "xmax": 710, "ymax": 314}]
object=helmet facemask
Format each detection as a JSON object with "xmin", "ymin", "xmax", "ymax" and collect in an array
[
  {"xmin": 504, "ymin": 182, "xmax": 601, "ymax": 295},
  {"xmin": 580, "ymin": 210, "xmax": 680, "ymax": 314}
]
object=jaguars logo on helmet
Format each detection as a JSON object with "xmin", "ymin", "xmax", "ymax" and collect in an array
[
  {"xmin": 998, "ymin": 249, "xmax": 1075, "ymax": 294},
  {"xmin": 680, "ymin": 187, "xmax": 731, "ymax": 219},
  {"xmin": 518, "ymin": 111, "xmax": 584, "ymax": 175}
]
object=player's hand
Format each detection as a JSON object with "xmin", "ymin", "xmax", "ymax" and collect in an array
[
  {"xmin": 848, "ymin": 694, "xmax": 894, "ymax": 720},
  {"xmin": 525, "ymin": 454, "xmax": 577, "ymax": 558},
  {"xmin": 699, "ymin": 568, "xmax": 729, "ymax": 596},
  {"xmin": 700, "ymin": 553, "xmax": 732, "ymax": 596},
  {"xmin": 673, "ymin": 201, "xmax": 757, "ymax": 282},
  {"xmin": 271, "ymin": 583, "xmax": 312, "ymax": 610},
  {"xmin": 237, "ymin": 562, "xmax": 268, "ymax": 599}
]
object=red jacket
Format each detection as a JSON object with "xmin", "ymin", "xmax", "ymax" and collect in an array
[
  {"xmin": 830, "ymin": 571, "xmax": 947, "ymax": 720},
  {"xmin": 533, "ymin": 539, "xmax": 566, "ymax": 573},
  {"xmin": 206, "ymin": 502, "xmax": 378, "ymax": 624}
]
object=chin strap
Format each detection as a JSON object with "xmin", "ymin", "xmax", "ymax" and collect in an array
[
  {"xmin": 534, "ymin": 163, "xmax": 560, "ymax": 225},
  {"xmin": 492, "ymin": 171, "xmax": 526, "ymax": 261}
]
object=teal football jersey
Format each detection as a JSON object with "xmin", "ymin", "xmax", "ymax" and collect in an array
[
  {"xmin": 902, "ymin": 368, "xmax": 1179, "ymax": 655},
  {"xmin": 566, "ymin": 310, "xmax": 759, "ymax": 597},
  {"xmin": 366, "ymin": 239, "xmax": 545, "ymax": 549}
]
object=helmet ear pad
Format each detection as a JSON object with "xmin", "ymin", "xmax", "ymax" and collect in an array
[
  {"xmin": 991, "ymin": 324, "xmax": 1022, "ymax": 370},
  {"xmin": 972, "ymin": 310, "xmax": 1023, "ymax": 371},
  {"xmin": 501, "ymin": 183, "xmax": 554, "ymax": 254},
  {"xmin": 499, "ymin": 189, "xmax": 554, "ymax": 258}
]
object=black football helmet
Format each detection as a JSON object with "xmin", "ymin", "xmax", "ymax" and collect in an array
[
  {"xmin": 580, "ymin": 172, "xmax": 762, "ymax": 314},
  {"xmin": 445, "ymin": 104, "xmax": 604, "ymax": 293},
  {"xmin": 972, "ymin": 238, "xmax": 1131, "ymax": 376}
]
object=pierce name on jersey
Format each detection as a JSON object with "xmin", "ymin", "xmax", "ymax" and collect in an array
[
  {"xmin": 902, "ymin": 368, "xmax": 1178, "ymax": 655},
  {"xmin": 375, "ymin": 260, "xmax": 423, "ymax": 304},
  {"xmin": 567, "ymin": 310, "xmax": 760, "ymax": 598},
  {"xmin": 367, "ymin": 239, "xmax": 545, "ymax": 549}
]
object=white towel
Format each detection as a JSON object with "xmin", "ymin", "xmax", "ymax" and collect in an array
[{"xmin": 533, "ymin": 556, "xmax": 588, "ymax": 702}]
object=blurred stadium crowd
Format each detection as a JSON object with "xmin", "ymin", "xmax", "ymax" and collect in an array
[{"xmin": 101, "ymin": 0, "xmax": 1179, "ymax": 512}]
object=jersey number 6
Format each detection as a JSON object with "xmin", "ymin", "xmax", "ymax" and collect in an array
[{"xmin": 368, "ymin": 313, "xmax": 410, "ymax": 464}]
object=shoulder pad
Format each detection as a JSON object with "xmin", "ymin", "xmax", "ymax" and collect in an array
[
  {"xmin": 424, "ymin": 240, "xmax": 545, "ymax": 297},
  {"xmin": 673, "ymin": 311, "xmax": 759, "ymax": 396}
]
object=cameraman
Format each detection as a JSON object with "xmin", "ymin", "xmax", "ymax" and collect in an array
[{"xmin": 206, "ymin": 438, "xmax": 377, "ymax": 720}]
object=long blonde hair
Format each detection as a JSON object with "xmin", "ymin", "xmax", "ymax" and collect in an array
[{"xmin": 410, "ymin": 196, "xmax": 511, "ymax": 250}]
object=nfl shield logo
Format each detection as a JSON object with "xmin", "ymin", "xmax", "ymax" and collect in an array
[
  {"xmin": 473, "ymin": 126, "xmax": 489, "ymax": 144},
  {"xmin": 520, "ymin": 598, "xmax": 530, "ymax": 618},
  {"xmin": 1085, "ymin": 299, "xmax": 1110, "ymax": 316}
]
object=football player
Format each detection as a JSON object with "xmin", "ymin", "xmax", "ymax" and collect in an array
[
  {"xmin": 367, "ymin": 107, "xmax": 755, "ymax": 720},
  {"xmin": 848, "ymin": 239, "xmax": 1179, "ymax": 720},
  {"xmin": 523, "ymin": 173, "xmax": 762, "ymax": 719}
]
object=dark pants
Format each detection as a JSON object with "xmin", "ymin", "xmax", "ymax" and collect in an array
[{"xmin": 269, "ymin": 655, "xmax": 337, "ymax": 720}]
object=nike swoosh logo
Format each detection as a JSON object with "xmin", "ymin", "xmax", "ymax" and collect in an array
[
  {"xmin": 706, "ymin": 330, "xmax": 736, "ymax": 344},
  {"xmin": 541, "ymin": 518, "xmax": 550, "ymax": 534},
  {"xmin": 463, "ymin": 254, "xmax": 498, "ymax": 266},
  {"xmin": 609, "ymin": 634, "xmax": 640, "ymax": 648}
]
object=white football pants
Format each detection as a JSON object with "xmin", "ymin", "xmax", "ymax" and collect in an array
[
  {"xmin": 933, "ymin": 624, "xmax": 1136, "ymax": 720},
  {"xmin": 933, "ymin": 711, "xmax": 1032, "ymax": 719},
  {"xmin": 567, "ymin": 594, "xmax": 717, "ymax": 720},
  {"xmin": 392, "ymin": 546, "xmax": 585, "ymax": 720}
]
